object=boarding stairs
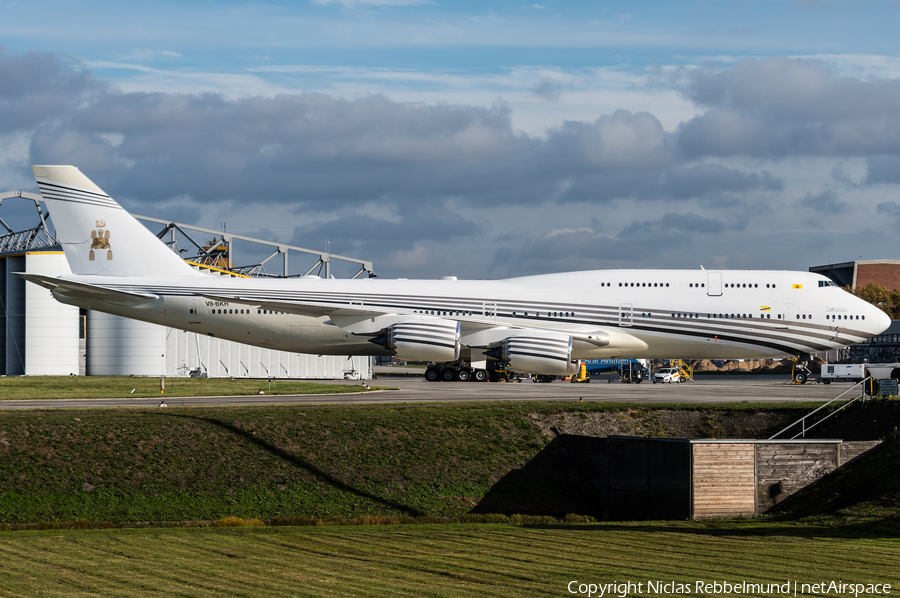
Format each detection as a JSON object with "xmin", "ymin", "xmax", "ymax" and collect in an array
[{"xmin": 673, "ymin": 359, "xmax": 694, "ymax": 381}]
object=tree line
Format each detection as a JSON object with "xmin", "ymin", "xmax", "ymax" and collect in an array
[{"xmin": 845, "ymin": 283, "xmax": 900, "ymax": 320}]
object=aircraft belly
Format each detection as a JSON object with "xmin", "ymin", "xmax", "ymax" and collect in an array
[{"xmin": 626, "ymin": 332, "xmax": 785, "ymax": 360}]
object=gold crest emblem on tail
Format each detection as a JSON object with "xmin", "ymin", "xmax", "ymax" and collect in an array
[{"xmin": 90, "ymin": 220, "xmax": 112, "ymax": 261}]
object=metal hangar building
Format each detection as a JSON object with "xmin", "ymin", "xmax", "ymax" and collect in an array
[{"xmin": 0, "ymin": 189, "xmax": 373, "ymax": 379}]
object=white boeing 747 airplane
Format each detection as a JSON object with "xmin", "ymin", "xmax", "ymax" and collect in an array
[{"xmin": 18, "ymin": 166, "xmax": 891, "ymax": 381}]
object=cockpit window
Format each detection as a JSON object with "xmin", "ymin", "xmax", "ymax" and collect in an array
[{"xmin": 818, "ymin": 280, "xmax": 839, "ymax": 287}]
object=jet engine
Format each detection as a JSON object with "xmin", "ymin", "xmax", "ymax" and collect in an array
[
  {"xmin": 368, "ymin": 319, "xmax": 461, "ymax": 362},
  {"xmin": 485, "ymin": 334, "xmax": 577, "ymax": 376}
]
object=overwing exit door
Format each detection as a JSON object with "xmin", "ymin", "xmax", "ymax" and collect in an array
[{"xmin": 619, "ymin": 303, "xmax": 633, "ymax": 327}]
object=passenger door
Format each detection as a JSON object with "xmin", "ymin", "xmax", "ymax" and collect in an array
[
  {"xmin": 188, "ymin": 300, "xmax": 201, "ymax": 323},
  {"xmin": 707, "ymin": 272, "xmax": 723, "ymax": 296}
]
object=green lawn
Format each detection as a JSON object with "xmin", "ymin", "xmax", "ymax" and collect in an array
[
  {"xmin": 0, "ymin": 375, "xmax": 386, "ymax": 400},
  {"xmin": 2, "ymin": 402, "xmax": 892, "ymax": 526},
  {"xmin": 0, "ymin": 522, "xmax": 896, "ymax": 597},
  {"xmin": 0, "ymin": 402, "xmax": 897, "ymax": 596}
]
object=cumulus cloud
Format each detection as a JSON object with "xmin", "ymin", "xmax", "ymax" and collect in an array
[
  {"xmin": 865, "ymin": 155, "xmax": 900, "ymax": 185},
  {"xmin": 798, "ymin": 190, "xmax": 849, "ymax": 212},
  {"xmin": 876, "ymin": 201, "xmax": 900, "ymax": 229},
  {"xmin": 673, "ymin": 57, "xmax": 900, "ymax": 159},
  {"xmin": 532, "ymin": 77, "xmax": 564, "ymax": 101},
  {"xmin": 620, "ymin": 213, "xmax": 727, "ymax": 237},
  {"xmin": 5, "ymin": 48, "xmax": 900, "ymax": 277},
  {"xmin": 0, "ymin": 48, "xmax": 104, "ymax": 135},
  {"xmin": 289, "ymin": 204, "xmax": 483, "ymax": 254}
]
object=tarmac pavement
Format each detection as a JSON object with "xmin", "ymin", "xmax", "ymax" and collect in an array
[{"xmin": 0, "ymin": 374, "xmax": 863, "ymax": 409}]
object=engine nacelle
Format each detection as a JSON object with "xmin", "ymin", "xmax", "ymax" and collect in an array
[
  {"xmin": 369, "ymin": 319, "xmax": 460, "ymax": 362},
  {"xmin": 485, "ymin": 335, "xmax": 577, "ymax": 376}
]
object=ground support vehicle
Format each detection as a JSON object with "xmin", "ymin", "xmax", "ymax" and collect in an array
[
  {"xmin": 619, "ymin": 362, "xmax": 646, "ymax": 383},
  {"xmin": 653, "ymin": 367, "xmax": 683, "ymax": 383},
  {"xmin": 564, "ymin": 362, "xmax": 591, "ymax": 383},
  {"xmin": 820, "ymin": 362, "xmax": 900, "ymax": 395},
  {"xmin": 817, "ymin": 363, "xmax": 900, "ymax": 384}
]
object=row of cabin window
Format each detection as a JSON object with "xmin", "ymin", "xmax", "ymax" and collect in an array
[
  {"xmin": 211, "ymin": 309, "xmax": 285, "ymax": 315},
  {"xmin": 668, "ymin": 313, "xmax": 775, "ymax": 319},
  {"xmin": 661, "ymin": 312, "xmax": 866, "ymax": 321},
  {"xmin": 603, "ymin": 282, "xmax": 779, "ymax": 289},
  {"xmin": 413, "ymin": 309, "xmax": 578, "ymax": 318}
]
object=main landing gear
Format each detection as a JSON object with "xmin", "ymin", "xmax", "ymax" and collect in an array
[
  {"xmin": 792, "ymin": 357, "xmax": 813, "ymax": 384},
  {"xmin": 425, "ymin": 364, "xmax": 489, "ymax": 382}
]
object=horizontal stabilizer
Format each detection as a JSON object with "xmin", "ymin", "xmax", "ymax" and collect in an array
[{"xmin": 17, "ymin": 273, "xmax": 159, "ymax": 305}]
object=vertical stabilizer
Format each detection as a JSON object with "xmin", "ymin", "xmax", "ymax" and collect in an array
[{"xmin": 32, "ymin": 166, "xmax": 196, "ymax": 278}]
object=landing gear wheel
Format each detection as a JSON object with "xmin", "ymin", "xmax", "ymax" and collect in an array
[
  {"xmin": 425, "ymin": 367, "xmax": 441, "ymax": 382},
  {"xmin": 457, "ymin": 368, "xmax": 472, "ymax": 382},
  {"xmin": 473, "ymin": 369, "xmax": 488, "ymax": 382},
  {"xmin": 794, "ymin": 371, "xmax": 807, "ymax": 384},
  {"xmin": 442, "ymin": 368, "xmax": 457, "ymax": 382}
]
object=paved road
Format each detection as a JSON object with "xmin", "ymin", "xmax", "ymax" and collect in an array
[{"xmin": 0, "ymin": 375, "xmax": 862, "ymax": 409}]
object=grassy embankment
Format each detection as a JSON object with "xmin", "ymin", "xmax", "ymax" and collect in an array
[
  {"xmin": 1, "ymin": 400, "xmax": 897, "ymax": 526},
  {"xmin": 0, "ymin": 375, "xmax": 386, "ymax": 400},
  {"xmin": 0, "ymin": 402, "xmax": 898, "ymax": 596}
]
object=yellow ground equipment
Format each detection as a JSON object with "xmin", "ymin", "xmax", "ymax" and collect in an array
[
  {"xmin": 568, "ymin": 362, "xmax": 591, "ymax": 383},
  {"xmin": 672, "ymin": 359, "xmax": 693, "ymax": 382}
]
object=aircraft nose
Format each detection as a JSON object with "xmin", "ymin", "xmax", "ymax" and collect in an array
[{"xmin": 871, "ymin": 306, "xmax": 891, "ymax": 335}]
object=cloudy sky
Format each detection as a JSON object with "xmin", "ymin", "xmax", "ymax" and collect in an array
[{"xmin": 1, "ymin": 0, "xmax": 900, "ymax": 279}]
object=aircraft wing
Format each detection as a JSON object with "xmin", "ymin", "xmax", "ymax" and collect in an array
[
  {"xmin": 200, "ymin": 292, "xmax": 643, "ymax": 352},
  {"xmin": 202, "ymin": 293, "xmax": 540, "ymax": 330},
  {"xmin": 17, "ymin": 274, "xmax": 160, "ymax": 305}
]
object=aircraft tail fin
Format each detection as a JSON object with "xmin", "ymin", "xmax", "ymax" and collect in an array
[{"xmin": 32, "ymin": 166, "xmax": 197, "ymax": 278}]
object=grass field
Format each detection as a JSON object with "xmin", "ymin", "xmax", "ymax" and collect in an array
[
  {"xmin": 0, "ymin": 402, "xmax": 828, "ymax": 524},
  {"xmin": 0, "ymin": 375, "xmax": 385, "ymax": 400},
  {"xmin": 0, "ymin": 521, "xmax": 897, "ymax": 597},
  {"xmin": 0, "ymin": 401, "xmax": 897, "ymax": 596}
]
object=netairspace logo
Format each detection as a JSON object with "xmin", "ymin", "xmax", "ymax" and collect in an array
[{"xmin": 566, "ymin": 580, "xmax": 893, "ymax": 597}]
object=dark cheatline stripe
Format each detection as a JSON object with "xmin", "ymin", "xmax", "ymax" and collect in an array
[
  {"xmin": 508, "ymin": 350, "xmax": 570, "ymax": 363},
  {"xmin": 394, "ymin": 332, "xmax": 457, "ymax": 345},
  {"xmin": 37, "ymin": 180, "xmax": 121, "ymax": 209},
  {"xmin": 100, "ymin": 282, "xmax": 853, "ymax": 355},
  {"xmin": 624, "ymin": 322, "xmax": 826, "ymax": 354},
  {"xmin": 396, "ymin": 338, "xmax": 458, "ymax": 350},
  {"xmin": 635, "ymin": 314, "xmax": 866, "ymax": 348}
]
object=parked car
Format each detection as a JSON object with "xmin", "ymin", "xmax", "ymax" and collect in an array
[{"xmin": 653, "ymin": 367, "xmax": 683, "ymax": 383}]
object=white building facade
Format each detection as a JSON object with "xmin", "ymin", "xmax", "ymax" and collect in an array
[{"xmin": 2, "ymin": 249, "xmax": 370, "ymax": 379}]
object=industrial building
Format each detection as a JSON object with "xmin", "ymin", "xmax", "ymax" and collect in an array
[
  {"xmin": 811, "ymin": 260, "xmax": 900, "ymax": 364},
  {"xmin": 810, "ymin": 259, "xmax": 900, "ymax": 291},
  {"xmin": 0, "ymin": 189, "xmax": 371, "ymax": 379}
]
